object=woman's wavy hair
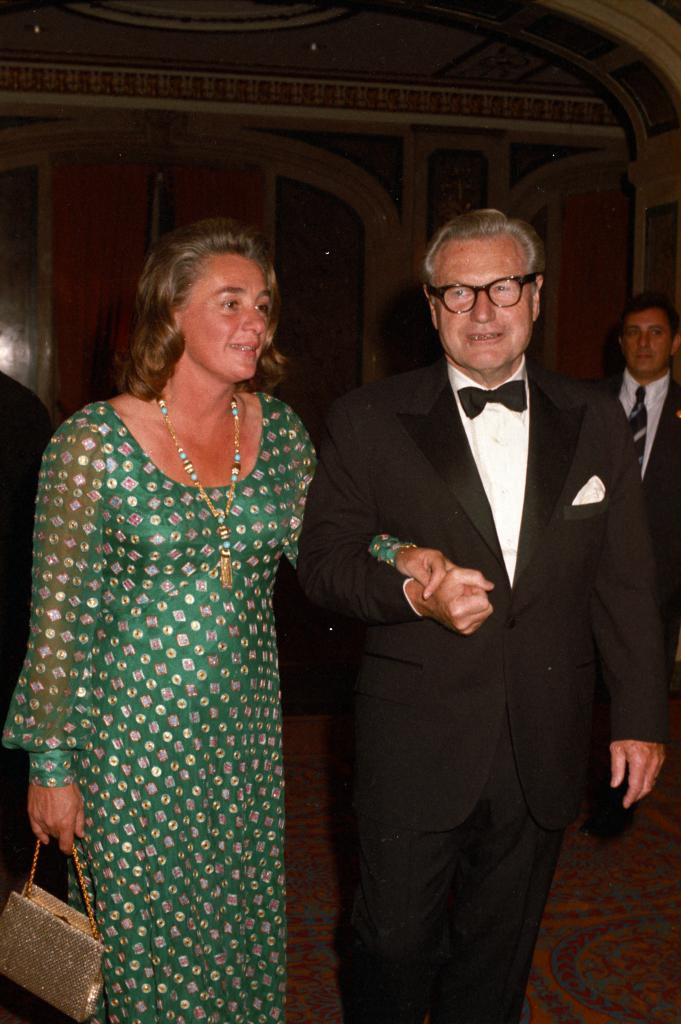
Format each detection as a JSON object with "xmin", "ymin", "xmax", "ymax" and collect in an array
[{"xmin": 118, "ymin": 217, "xmax": 285, "ymax": 398}]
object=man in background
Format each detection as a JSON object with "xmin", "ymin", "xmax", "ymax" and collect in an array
[
  {"xmin": 582, "ymin": 292, "xmax": 681, "ymax": 837},
  {"xmin": 615, "ymin": 292, "xmax": 681, "ymax": 680}
]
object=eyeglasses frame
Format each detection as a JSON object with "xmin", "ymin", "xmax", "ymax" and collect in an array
[{"xmin": 426, "ymin": 272, "xmax": 539, "ymax": 314}]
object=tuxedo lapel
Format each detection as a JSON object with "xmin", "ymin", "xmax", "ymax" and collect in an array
[
  {"xmin": 398, "ymin": 374, "xmax": 504, "ymax": 568},
  {"xmin": 397, "ymin": 363, "xmax": 586, "ymax": 581},
  {"xmin": 515, "ymin": 378, "xmax": 585, "ymax": 583}
]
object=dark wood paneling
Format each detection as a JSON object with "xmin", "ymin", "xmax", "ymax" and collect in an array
[{"xmin": 0, "ymin": 167, "xmax": 38, "ymax": 389}]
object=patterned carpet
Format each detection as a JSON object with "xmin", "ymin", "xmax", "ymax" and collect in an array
[
  {"xmin": 284, "ymin": 703, "xmax": 681, "ymax": 1024},
  {"xmin": 0, "ymin": 703, "xmax": 678, "ymax": 1023}
]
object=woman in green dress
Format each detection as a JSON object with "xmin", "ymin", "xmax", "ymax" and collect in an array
[{"xmin": 3, "ymin": 218, "xmax": 315, "ymax": 1023}]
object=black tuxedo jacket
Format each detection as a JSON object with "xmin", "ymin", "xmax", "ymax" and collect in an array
[
  {"xmin": 0, "ymin": 372, "xmax": 52, "ymax": 704},
  {"xmin": 298, "ymin": 359, "xmax": 668, "ymax": 832},
  {"xmin": 607, "ymin": 374, "xmax": 681, "ymax": 623}
]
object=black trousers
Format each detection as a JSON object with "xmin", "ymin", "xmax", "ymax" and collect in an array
[{"xmin": 348, "ymin": 715, "xmax": 563, "ymax": 1024}]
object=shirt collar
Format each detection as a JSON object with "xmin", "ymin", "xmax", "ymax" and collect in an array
[
  {"xmin": 622, "ymin": 367, "xmax": 670, "ymax": 402},
  {"xmin": 447, "ymin": 356, "xmax": 527, "ymax": 395}
]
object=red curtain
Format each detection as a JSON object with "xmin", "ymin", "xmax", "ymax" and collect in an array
[
  {"xmin": 52, "ymin": 163, "xmax": 266, "ymax": 418},
  {"xmin": 171, "ymin": 166, "xmax": 265, "ymax": 230},
  {"xmin": 556, "ymin": 191, "xmax": 630, "ymax": 380},
  {"xmin": 52, "ymin": 163, "xmax": 150, "ymax": 417}
]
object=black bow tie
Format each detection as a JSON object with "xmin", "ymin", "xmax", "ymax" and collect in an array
[{"xmin": 458, "ymin": 380, "xmax": 527, "ymax": 419}]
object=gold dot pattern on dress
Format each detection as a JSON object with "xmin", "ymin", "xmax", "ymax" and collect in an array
[{"xmin": 3, "ymin": 394, "xmax": 315, "ymax": 1024}]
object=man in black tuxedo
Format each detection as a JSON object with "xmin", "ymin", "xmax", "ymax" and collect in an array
[
  {"xmin": 581, "ymin": 292, "xmax": 681, "ymax": 839},
  {"xmin": 297, "ymin": 210, "xmax": 668, "ymax": 1024}
]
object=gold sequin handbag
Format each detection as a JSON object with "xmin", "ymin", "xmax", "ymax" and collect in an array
[{"xmin": 0, "ymin": 838, "xmax": 103, "ymax": 1021}]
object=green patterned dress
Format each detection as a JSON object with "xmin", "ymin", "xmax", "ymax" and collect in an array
[{"xmin": 3, "ymin": 394, "xmax": 315, "ymax": 1024}]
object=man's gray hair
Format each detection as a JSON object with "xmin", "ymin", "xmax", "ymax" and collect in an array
[{"xmin": 422, "ymin": 208, "xmax": 545, "ymax": 283}]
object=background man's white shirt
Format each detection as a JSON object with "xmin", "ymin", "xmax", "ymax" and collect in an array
[{"xmin": 618, "ymin": 368, "xmax": 669, "ymax": 477}]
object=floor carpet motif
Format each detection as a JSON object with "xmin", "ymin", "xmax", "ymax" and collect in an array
[
  {"xmin": 0, "ymin": 704, "xmax": 677, "ymax": 1023},
  {"xmin": 284, "ymin": 705, "xmax": 680, "ymax": 1024}
]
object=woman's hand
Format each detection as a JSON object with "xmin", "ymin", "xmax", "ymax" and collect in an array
[
  {"xmin": 395, "ymin": 545, "xmax": 455, "ymax": 599},
  {"xmin": 405, "ymin": 567, "xmax": 494, "ymax": 635},
  {"xmin": 28, "ymin": 783, "xmax": 85, "ymax": 855},
  {"xmin": 395, "ymin": 545, "xmax": 495, "ymax": 635}
]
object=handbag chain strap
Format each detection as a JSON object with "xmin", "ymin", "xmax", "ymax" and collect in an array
[{"xmin": 26, "ymin": 838, "xmax": 101, "ymax": 942}]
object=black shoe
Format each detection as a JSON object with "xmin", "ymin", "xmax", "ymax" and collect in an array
[{"xmin": 579, "ymin": 805, "xmax": 634, "ymax": 838}]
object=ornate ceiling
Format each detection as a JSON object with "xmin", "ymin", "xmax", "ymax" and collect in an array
[
  {"xmin": 0, "ymin": 1, "xmax": 678, "ymax": 139},
  {"xmin": 0, "ymin": 2, "xmax": 593, "ymax": 92},
  {"xmin": 64, "ymin": 2, "xmax": 350, "ymax": 32}
]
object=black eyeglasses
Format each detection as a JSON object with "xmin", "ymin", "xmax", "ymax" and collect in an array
[{"xmin": 426, "ymin": 273, "xmax": 538, "ymax": 314}]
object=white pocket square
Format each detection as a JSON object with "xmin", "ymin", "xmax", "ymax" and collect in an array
[{"xmin": 572, "ymin": 475, "xmax": 606, "ymax": 505}]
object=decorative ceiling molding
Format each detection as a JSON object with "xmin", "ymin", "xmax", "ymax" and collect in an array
[
  {"xmin": 612, "ymin": 61, "xmax": 679, "ymax": 135},
  {"xmin": 0, "ymin": 61, "xmax": 620, "ymax": 128},
  {"xmin": 64, "ymin": 1, "xmax": 349, "ymax": 32},
  {"xmin": 649, "ymin": 0, "xmax": 681, "ymax": 27},
  {"xmin": 525, "ymin": 13, "xmax": 616, "ymax": 59}
]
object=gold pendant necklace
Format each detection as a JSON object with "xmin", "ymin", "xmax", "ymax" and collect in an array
[{"xmin": 157, "ymin": 397, "xmax": 241, "ymax": 587}]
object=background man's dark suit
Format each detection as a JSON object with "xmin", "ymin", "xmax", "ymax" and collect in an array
[
  {"xmin": 0, "ymin": 371, "xmax": 52, "ymax": 874},
  {"xmin": 0, "ymin": 371, "xmax": 52, "ymax": 698},
  {"xmin": 608, "ymin": 373, "xmax": 681, "ymax": 678}
]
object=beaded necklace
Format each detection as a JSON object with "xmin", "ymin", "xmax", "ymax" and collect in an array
[{"xmin": 157, "ymin": 397, "xmax": 241, "ymax": 587}]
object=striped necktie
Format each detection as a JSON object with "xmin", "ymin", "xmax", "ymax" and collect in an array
[{"xmin": 629, "ymin": 384, "xmax": 646, "ymax": 470}]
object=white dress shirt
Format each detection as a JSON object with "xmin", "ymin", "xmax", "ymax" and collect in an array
[
  {"xmin": 448, "ymin": 360, "xmax": 530, "ymax": 584},
  {"xmin": 618, "ymin": 368, "xmax": 669, "ymax": 477}
]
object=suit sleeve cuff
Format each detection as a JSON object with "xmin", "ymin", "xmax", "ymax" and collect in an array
[{"xmin": 403, "ymin": 578, "xmax": 423, "ymax": 617}]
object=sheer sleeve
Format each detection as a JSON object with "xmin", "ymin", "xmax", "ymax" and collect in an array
[
  {"xmin": 281, "ymin": 408, "xmax": 316, "ymax": 569},
  {"xmin": 2, "ymin": 409, "xmax": 106, "ymax": 787},
  {"xmin": 368, "ymin": 534, "xmax": 410, "ymax": 568}
]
